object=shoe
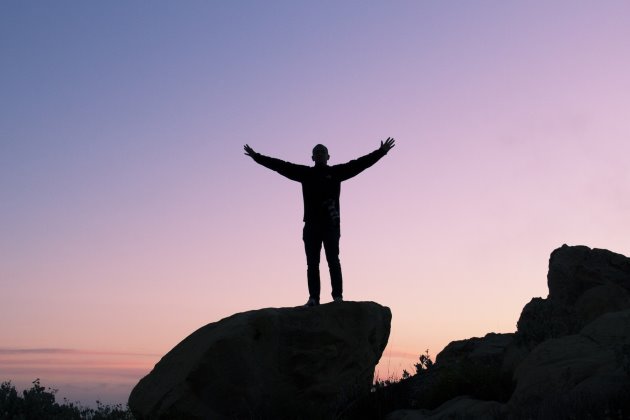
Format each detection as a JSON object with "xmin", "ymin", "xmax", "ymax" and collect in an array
[
  {"xmin": 333, "ymin": 296, "xmax": 343, "ymax": 302},
  {"xmin": 305, "ymin": 298, "xmax": 319, "ymax": 307}
]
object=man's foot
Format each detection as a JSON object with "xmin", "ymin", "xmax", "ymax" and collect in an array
[
  {"xmin": 304, "ymin": 298, "xmax": 319, "ymax": 307},
  {"xmin": 333, "ymin": 296, "xmax": 343, "ymax": 302}
]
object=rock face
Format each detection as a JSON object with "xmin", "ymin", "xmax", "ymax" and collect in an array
[
  {"xmin": 517, "ymin": 245, "xmax": 630, "ymax": 345},
  {"xmin": 435, "ymin": 332, "xmax": 514, "ymax": 368},
  {"xmin": 129, "ymin": 301, "xmax": 391, "ymax": 419},
  {"xmin": 383, "ymin": 244, "xmax": 630, "ymax": 420},
  {"xmin": 509, "ymin": 310, "xmax": 630, "ymax": 418},
  {"xmin": 547, "ymin": 245, "xmax": 630, "ymax": 304}
]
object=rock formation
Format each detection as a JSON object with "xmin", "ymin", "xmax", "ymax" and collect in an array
[
  {"xmin": 517, "ymin": 245, "xmax": 630, "ymax": 345},
  {"xmin": 510, "ymin": 310, "xmax": 630, "ymax": 417},
  {"xmin": 378, "ymin": 244, "xmax": 630, "ymax": 420},
  {"xmin": 129, "ymin": 301, "xmax": 391, "ymax": 419}
]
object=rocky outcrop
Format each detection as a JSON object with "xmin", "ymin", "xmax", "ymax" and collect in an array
[
  {"xmin": 517, "ymin": 245, "xmax": 630, "ymax": 345},
  {"xmin": 383, "ymin": 244, "xmax": 630, "ymax": 420},
  {"xmin": 403, "ymin": 333, "xmax": 515, "ymax": 407},
  {"xmin": 129, "ymin": 301, "xmax": 391, "ymax": 419},
  {"xmin": 508, "ymin": 309, "xmax": 630, "ymax": 418},
  {"xmin": 435, "ymin": 333, "xmax": 514, "ymax": 367},
  {"xmin": 345, "ymin": 333, "xmax": 517, "ymax": 418},
  {"xmin": 547, "ymin": 245, "xmax": 630, "ymax": 304}
]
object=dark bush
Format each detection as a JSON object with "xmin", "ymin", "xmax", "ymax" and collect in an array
[{"xmin": 0, "ymin": 379, "xmax": 133, "ymax": 420}]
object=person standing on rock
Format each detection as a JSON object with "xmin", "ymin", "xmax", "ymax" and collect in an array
[{"xmin": 243, "ymin": 138, "xmax": 395, "ymax": 307}]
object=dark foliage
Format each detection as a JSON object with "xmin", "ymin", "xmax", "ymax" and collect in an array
[
  {"xmin": 413, "ymin": 349, "xmax": 434, "ymax": 375},
  {"xmin": 339, "ymin": 351, "xmax": 436, "ymax": 419},
  {"xmin": 0, "ymin": 379, "xmax": 133, "ymax": 420}
]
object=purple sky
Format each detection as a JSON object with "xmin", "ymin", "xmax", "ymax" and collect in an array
[{"xmin": 2, "ymin": 1, "xmax": 630, "ymax": 406}]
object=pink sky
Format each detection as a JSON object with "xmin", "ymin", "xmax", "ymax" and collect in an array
[{"xmin": 2, "ymin": 1, "xmax": 630, "ymax": 406}]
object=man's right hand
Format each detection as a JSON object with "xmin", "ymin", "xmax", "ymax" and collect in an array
[{"xmin": 244, "ymin": 144, "xmax": 258, "ymax": 157}]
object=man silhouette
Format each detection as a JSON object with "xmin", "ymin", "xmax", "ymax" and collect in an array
[{"xmin": 244, "ymin": 138, "xmax": 395, "ymax": 306}]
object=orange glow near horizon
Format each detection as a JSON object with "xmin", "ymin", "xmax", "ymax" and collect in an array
[
  {"xmin": 0, "ymin": 344, "xmax": 432, "ymax": 406},
  {"xmin": 0, "ymin": 349, "xmax": 157, "ymax": 406}
]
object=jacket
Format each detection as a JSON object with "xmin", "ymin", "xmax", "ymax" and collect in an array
[{"xmin": 252, "ymin": 148, "xmax": 387, "ymax": 224}]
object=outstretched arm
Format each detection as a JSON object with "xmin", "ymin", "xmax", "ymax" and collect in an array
[
  {"xmin": 336, "ymin": 137, "xmax": 395, "ymax": 181},
  {"xmin": 243, "ymin": 144, "xmax": 306, "ymax": 182}
]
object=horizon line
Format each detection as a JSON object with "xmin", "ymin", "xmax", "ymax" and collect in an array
[{"xmin": 0, "ymin": 348, "xmax": 161, "ymax": 357}]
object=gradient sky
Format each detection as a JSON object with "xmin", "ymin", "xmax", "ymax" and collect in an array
[{"xmin": 2, "ymin": 1, "xmax": 630, "ymax": 406}]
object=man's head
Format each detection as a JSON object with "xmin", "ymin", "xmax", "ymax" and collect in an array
[{"xmin": 312, "ymin": 144, "xmax": 329, "ymax": 166}]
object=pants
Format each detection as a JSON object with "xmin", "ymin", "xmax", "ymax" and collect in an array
[{"xmin": 303, "ymin": 222, "xmax": 342, "ymax": 301}]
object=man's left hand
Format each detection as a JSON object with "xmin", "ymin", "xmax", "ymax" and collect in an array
[{"xmin": 380, "ymin": 137, "xmax": 396, "ymax": 153}]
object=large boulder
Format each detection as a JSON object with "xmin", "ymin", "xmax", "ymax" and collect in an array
[
  {"xmin": 547, "ymin": 245, "xmax": 630, "ymax": 304},
  {"xmin": 509, "ymin": 309, "xmax": 630, "ymax": 418},
  {"xmin": 407, "ymin": 333, "xmax": 515, "ymax": 405},
  {"xmin": 435, "ymin": 333, "xmax": 514, "ymax": 368},
  {"xmin": 516, "ymin": 245, "xmax": 630, "ymax": 345},
  {"xmin": 129, "ymin": 301, "xmax": 391, "ymax": 419},
  {"xmin": 348, "ymin": 333, "xmax": 515, "ymax": 418}
]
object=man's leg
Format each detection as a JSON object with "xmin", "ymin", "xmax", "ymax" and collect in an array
[
  {"xmin": 323, "ymin": 224, "xmax": 342, "ymax": 300},
  {"xmin": 303, "ymin": 224, "xmax": 323, "ymax": 302}
]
